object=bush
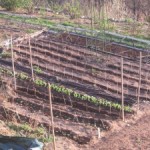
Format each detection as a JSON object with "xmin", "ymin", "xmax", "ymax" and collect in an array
[
  {"xmin": 0, "ymin": 0, "xmax": 33, "ymax": 12},
  {"xmin": 22, "ymin": 0, "xmax": 34, "ymax": 13},
  {"xmin": 64, "ymin": 1, "xmax": 81, "ymax": 19},
  {"xmin": 0, "ymin": 0, "xmax": 22, "ymax": 11},
  {"xmin": 49, "ymin": 1, "xmax": 63, "ymax": 14}
]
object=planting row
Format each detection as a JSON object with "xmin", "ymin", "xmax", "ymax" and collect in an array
[
  {"xmin": 0, "ymin": 66, "xmax": 132, "ymax": 112},
  {"xmin": 10, "ymin": 46, "xmax": 150, "ymax": 102},
  {"xmin": 8, "ymin": 93, "xmax": 111, "ymax": 129},
  {"xmin": 0, "ymin": 101, "xmax": 92, "ymax": 144},
  {"xmin": 1, "ymin": 45, "xmax": 150, "ymax": 103},
  {"xmin": 43, "ymin": 32, "xmax": 144, "ymax": 59}
]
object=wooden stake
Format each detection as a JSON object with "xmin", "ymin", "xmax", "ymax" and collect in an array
[
  {"xmin": 121, "ymin": 57, "xmax": 125, "ymax": 121},
  {"xmin": 29, "ymin": 36, "xmax": 34, "ymax": 81},
  {"xmin": 48, "ymin": 83, "xmax": 56, "ymax": 150},
  {"xmin": 11, "ymin": 35, "xmax": 17, "ymax": 90},
  {"xmin": 98, "ymin": 127, "xmax": 101, "ymax": 139},
  {"xmin": 137, "ymin": 52, "xmax": 142, "ymax": 110},
  {"xmin": 91, "ymin": 0, "xmax": 94, "ymax": 31}
]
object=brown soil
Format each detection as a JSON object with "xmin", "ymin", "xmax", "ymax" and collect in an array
[
  {"xmin": 0, "ymin": 121, "xmax": 16, "ymax": 136},
  {"xmin": 44, "ymin": 102, "xmax": 150, "ymax": 150},
  {"xmin": 0, "ymin": 95, "xmax": 16, "ymax": 136},
  {"xmin": 1, "ymin": 103, "xmax": 149, "ymax": 150},
  {"xmin": 88, "ymin": 102, "xmax": 150, "ymax": 150}
]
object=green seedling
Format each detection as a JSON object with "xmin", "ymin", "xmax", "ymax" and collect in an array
[{"xmin": 33, "ymin": 66, "xmax": 43, "ymax": 74}]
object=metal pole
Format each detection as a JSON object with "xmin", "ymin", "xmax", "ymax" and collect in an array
[
  {"xmin": 121, "ymin": 57, "xmax": 124, "ymax": 121},
  {"xmin": 48, "ymin": 83, "xmax": 56, "ymax": 150},
  {"xmin": 137, "ymin": 52, "xmax": 142, "ymax": 110},
  {"xmin": 11, "ymin": 35, "xmax": 17, "ymax": 90}
]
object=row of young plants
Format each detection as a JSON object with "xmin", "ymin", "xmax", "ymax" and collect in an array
[
  {"xmin": 8, "ymin": 122, "xmax": 52, "ymax": 143},
  {"xmin": 0, "ymin": 66, "xmax": 132, "ymax": 113}
]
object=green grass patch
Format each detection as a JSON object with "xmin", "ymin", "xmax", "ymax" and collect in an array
[
  {"xmin": 0, "ymin": 52, "xmax": 11, "ymax": 58},
  {"xmin": 0, "ymin": 13, "xmax": 55, "ymax": 27},
  {"xmin": 8, "ymin": 122, "xmax": 53, "ymax": 143},
  {"xmin": 0, "ymin": 13, "xmax": 149, "ymax": 50}
]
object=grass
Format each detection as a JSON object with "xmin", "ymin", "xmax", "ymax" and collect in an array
[
  {"xmin": 26, "ymin": 29, "xmax": 35, "ymax": 34},
  {"xmin": 0, "ymin": 13, "xmax": 55, "ymax": 28},
  {"xmin": 61, "ymin": 21, "xmax": 77, "ymax": 27},
  {"xmin": 0, "ymin": 12, "xmax": 149, "ymax": 50},
  {"xmin": 8, "ymin": 122, "xmax": 53, "ymax": 143},
  {"xmin": 51, "ymin": 24, "xmax": 149, "ymax": 49},
  {"xmin": 0, "ymin": 52, "xmax": 11, "ymax": 58}
]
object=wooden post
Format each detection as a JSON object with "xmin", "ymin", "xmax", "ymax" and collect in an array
[
  {"xmin": 48, "ymin": 83, "xmax": 56, "ymax": 150},
  {"xmin": 29, "ymin": 36, "xmax": 34, "ymax": 81},
  {"xmin": 137, "ymin": 52, "xmax": 142, "ymax": 110},
  {"xmin": 91, "ymin": 0, "xmax": 94, "ymax": 31},
  {"xmin": 98, "ymin": 1, "xmax": 101, "ymax": 30},
  {"xmin": 11, "ymin": 35, "xmax": 17, "ymax": 90},
  {"xmin": 121, "ymin": 57, "xmax": 124, "ymax": 121},
  {"xmin": 98, "ymin": 127, "xmax": 101, "ymax": 139}
]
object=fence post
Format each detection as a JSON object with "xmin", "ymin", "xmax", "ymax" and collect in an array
[
  {"xmin": 137, "ymin": 52, "xmax": 142, "ymax": 110},
  {"xmin": 11, "ymin": 35, "xmax": 17, "ymax": 90},
  {"xmin": 29, "ymin": 36, "xmax": 34, "ymax": 81},
  {"xmin": 48, "ymin": 83, "xmax": 56, "ymax": 150},
  {"xmin": 121, "ymin": 57, "xmax": 124, "ymax": 121},
  {"xmin": 91, "ymin": 0, "xmax": 94, "ymax": 31}
]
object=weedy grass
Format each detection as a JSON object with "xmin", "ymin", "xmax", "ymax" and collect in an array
[
  {"xmin": 0, "ymin": 52, "xmax": 11, "ymax": 58},
  {"xmin": 0, "ymin": 13, "xmax": 148, "ymax": 49},
  {"xmin": 8, "ymin": 122, "xmax": 53, "ymax": 143}
]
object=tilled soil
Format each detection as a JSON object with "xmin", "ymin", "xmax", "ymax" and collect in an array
[
  {"xmin": 1, "ymin": 32, "xmax": 150, "ymax": 105},
  {"xmin": 89, "ymin": 103, "xmax": 150, "ymax": 150},
  {"xmin": 0, "ymin": 31, "xmax": 150, "ymax": 147},
  {"xmin": 45, "ymin": 102, "xmax": 150, "ymax": 150}
]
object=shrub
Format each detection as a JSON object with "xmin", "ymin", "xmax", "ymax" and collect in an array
[
  {"xmin": 63, "ymin": 1, "xmax": 81, "ymax": 19},
  {"xmin": 22, "ymin": 0, "xmax": 34, "ymax": 14},
  {"xmin": 49, "ymin": 1, "xmax": 63, "ymax": 14},
  {"xmin": 0, "ymin": 0, "xmax": 33, "ymax": 12},
  {"xmin": 0, "ymin": 0, "xmax": 22, "ymax": 11}
]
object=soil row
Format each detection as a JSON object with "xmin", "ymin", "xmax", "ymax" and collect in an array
[
  {"xmin": 11, "ymin": 44, "xmax": 150, "ymax": 102},
  {"xmin": 8, "ymin": 92, "xmax": 111, "ymax": 129},
  {"xmin": 0, "ymin": 101, "xmax": 93, "ymax": 144},
  {"xmin": 43, "ymin": 32, "xmax": 144, "ymax": 59}
]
